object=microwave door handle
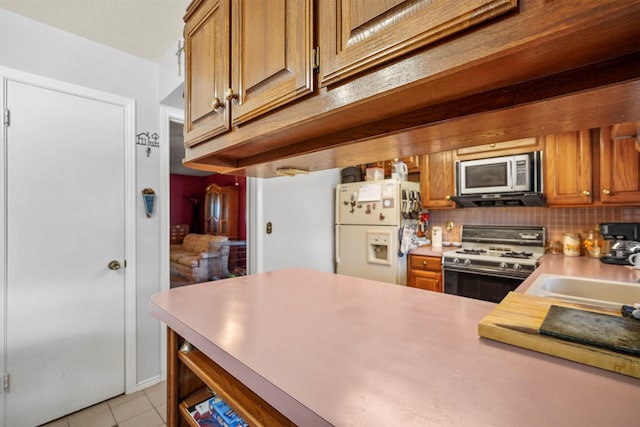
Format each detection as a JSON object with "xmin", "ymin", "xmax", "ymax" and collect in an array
[{"xmin": 508, "ymin": 161, "xmax": 514, "ymax": 191}]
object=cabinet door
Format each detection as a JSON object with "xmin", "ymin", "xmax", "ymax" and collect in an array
[
  {"xmin": 318, "ymin": 0, "xmax": 517, "ymax": 86},
  {"xmin": 230, "ymin": 0, "xmax": 314, "ymax": 126},
  {"xmin": 600, "ymin": 124, "xmax": 640, "ymax": 204},
  {"xmin": 204, "ymin": 183, "xmax": 239, "ymax": 239},
  {"xmin": 220, "ymin": 186, "xmax": 239, "ymax": 239},
  {"xmin": 456, "ymin": 137, "xmax": 541, "ymax": 160},
  {"xmin": 421, "ymin": 151, "xmax": 455, "ymax": 208},
  {"xmin": 410, "ymin": 272, "xmax": 442, "ymax": 293},
  {"xmin": 544, "ymin": 131, "xmax": 593, "ymax": 206},
  {"xmin": 184, "ymin": 0, "xmax": 231, "ymax": 146},
  {"xmin": 408, "ymin": 255, "xmax": 442, "ymax": 292}
]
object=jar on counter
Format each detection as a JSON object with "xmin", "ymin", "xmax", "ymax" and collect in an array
[
  {"xmin": 582, "ymin": 229, "xmax": 603, "ymax": 258},
  {"xmin": 563, "ymin": 232, "xmax": 581, "ymax": 256},
  {"xmin": 546, "ymin": 240, "xmax": 562, "ymax": 254}
]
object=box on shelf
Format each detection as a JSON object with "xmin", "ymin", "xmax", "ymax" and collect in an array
[
  {"xmin": 188, "ymin": 394, "xmax": 248, "ymax": 427},
  {"xmin": 366, "ymin": 167, "xmax": 384, "ymax": 181}
]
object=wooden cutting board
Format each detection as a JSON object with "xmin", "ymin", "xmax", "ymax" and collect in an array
[{"xmin": 478, "ymin": 292, "xmax": 640, "ymax": 379}]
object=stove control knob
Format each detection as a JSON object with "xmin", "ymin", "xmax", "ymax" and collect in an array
[
  {"xmin": 463, "ymin": 259, "xmax": 472, "ymax": 266},
  {"xmin": 513, "ymin": 263, "xmax": 522, "ymax": 271},
  {"xmin": 452, "ymin": 258, "xmax": 460, "ymax": 264},
  {"xmin": 499, "ymin": 262, "xmax": 508, "ymax": 269}
]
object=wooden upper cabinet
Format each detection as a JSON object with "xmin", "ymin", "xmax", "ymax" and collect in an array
[
  {"xmin": 184, "ymin": 0, "xmax": 231, "ymax": 146},
  {"xmin": 599, "ymin": 123, "xmax": 640, "ymax": 205},
  {"xmin": 184, "ymin": 0, "xmax": 315, "ymax": 146},
  {"xmin": 318, "ymin": 0, "xmax": 517, "ymax": 86},
  {"xmin": 543, "ymin": 131, "xmax": 593, "ymax": 206},
  {"xmin": 420, "ymin": 151, "xmax": 455, "ymax": 209},
  {"xmin": 456, "ymin": 138, "xmax": 541, "ymax": 160},
  {"xmin": 231, "ymin": 0, "xmax": 314, "ymax": 125}
]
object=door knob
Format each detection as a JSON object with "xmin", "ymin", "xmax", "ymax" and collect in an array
[{"xmin": 108, "ymin": 260, "xmax": 121, "ymax": 270}]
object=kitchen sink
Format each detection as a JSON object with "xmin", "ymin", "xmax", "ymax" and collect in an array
[{"xmin": 524, "ymin": 274, "xmax": 640, "ymax": 310}]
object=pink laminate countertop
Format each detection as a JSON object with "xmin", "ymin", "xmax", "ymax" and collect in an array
[
  {"xmin": 150, "ymin": 268, "xmax": 639, "ymax": 427},
  {"xmin": 408, "ymin": 245, "xmax": 445, "ymax": 257}
]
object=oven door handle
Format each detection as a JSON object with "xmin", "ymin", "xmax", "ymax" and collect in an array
[{"xmin": 443, "ymin": 265, "xmax": 530, "ymax": 280}]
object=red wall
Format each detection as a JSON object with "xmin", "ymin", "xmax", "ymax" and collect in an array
[{"xmin": 170, "ymin": 174, "xmax": 246, "ymax": 240}]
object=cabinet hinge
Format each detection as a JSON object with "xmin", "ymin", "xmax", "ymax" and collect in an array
[
  {"xmin": 3, "ymin": 373, "xmax": 9, "ymax": 392},
  {"xmin": 312, "ymin": 47, "xmax": 320, "ymax": 71},
  {"xmin": 3, "ymin": 109, "xmax": 9, "ymax": 126}
]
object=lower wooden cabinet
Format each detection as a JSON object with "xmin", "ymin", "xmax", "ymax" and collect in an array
[
  {"xmin": 167, "ymin": 328, "xmax": 294, "ymax": 427},
  {"xmin": 408, "ymin": 254, "xmax": 443, "ymax": 292}
]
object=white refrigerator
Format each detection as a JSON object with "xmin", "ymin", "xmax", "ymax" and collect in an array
[{"xmin": 335, "ymin": 179, "xmax": 421, "ymax": 285}]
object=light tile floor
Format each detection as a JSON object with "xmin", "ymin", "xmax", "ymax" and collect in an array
[{"xmin": 40, "ymin": 381, "xmax": 166, "ymax": 427}]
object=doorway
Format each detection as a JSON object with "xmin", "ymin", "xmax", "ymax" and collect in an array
[
  {"xmin": 1, "ymin": 69, "xmax": 136, "ymax": 426},
  {"xmin": 161, "ymin": 106, "xmax": 247, "ymax": 291}
]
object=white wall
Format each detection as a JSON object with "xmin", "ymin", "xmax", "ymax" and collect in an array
[
  {"xmin": 257, "ymin": 169, "xmax": 341, "ymax": 273},
  {"xmin": 159, "ymin": 40, "xmax": 185, "ymax": 108},
  {"xmin": 0, "ymin": 9, "xmax": 163, "ymax": 386}
]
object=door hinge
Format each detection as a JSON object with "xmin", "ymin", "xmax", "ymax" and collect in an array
[
  {"xmin": 3, "ymin": 109, "xmax": 9, "ymax": 126},
  {"xmin": 312, "ymin": 47, "xmax": 320, "ymax": 71},
  {"xmin": 3, "ymin": 373, "xmax": 9, "ymax": 392}
]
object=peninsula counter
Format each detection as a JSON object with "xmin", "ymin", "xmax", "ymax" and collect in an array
[{"xmin": 150, "ymin": 268, "xmax": 638, "ymax": 426}]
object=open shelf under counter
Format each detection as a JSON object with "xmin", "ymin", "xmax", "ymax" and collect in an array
[{"xmin": 168, "ymin": 328, "xmax": 295, "ymax": 427}]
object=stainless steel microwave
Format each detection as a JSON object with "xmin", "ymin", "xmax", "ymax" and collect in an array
[{"xmin": 455, "ymin": 151, "xmax": 543, "ymax": 196}]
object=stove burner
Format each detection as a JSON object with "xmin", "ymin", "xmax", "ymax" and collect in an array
[
  {"xmin": 500, "ymin": 251, "xmax": 533, "ymax": 259},
  {"xmin": 457, "ymin": 248, "xmax": 487, "ymax": 255}
]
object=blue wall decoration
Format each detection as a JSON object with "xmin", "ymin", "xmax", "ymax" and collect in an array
[{"xmin": 142, "ymin": 188, "xmax": 156, "ymax": 218}]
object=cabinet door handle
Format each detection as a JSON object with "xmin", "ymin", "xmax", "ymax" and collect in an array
[
  {"xmin": 211, "ymin": 97, "xmax": 224, "ymax": 112},
  {"xmin": 422, "ymin": 261, "xmax": 427, "ymax": 267},
  {"xmin": 582, "ymin": 190, "xmax": 590, "ymax": 196},
  {"xmin": 602, "ymin": 189, "xmax": 611, "ymax": 195}
]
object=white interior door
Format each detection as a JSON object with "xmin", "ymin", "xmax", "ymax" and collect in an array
[{"xmin": 4, "ymin": 79, "xmax": 126, "ymax": 426}]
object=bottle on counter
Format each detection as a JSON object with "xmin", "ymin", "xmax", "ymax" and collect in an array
[
  {"xmin": 563, "ymin": 232, "xmax": 581, "ymax": 257},
  {"xmin": 432, "ymin": 226, "xmax": 442, "ymax": 248}
]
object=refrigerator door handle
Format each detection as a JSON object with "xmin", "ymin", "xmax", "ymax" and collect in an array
[{"xmin": 335, "ymin": 224, "xmax": 341, "ymax": 265}]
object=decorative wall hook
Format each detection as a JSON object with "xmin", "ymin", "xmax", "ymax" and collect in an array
[
  {"xmin": 136, "ymin": 132, "xmax": 160, "ymax": 157},
  {"xmin": 142, "ymin": 188, "xmax": 156, "ymax": 218}
]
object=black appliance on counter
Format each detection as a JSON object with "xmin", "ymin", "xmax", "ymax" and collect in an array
[
  {"xmin": 600, "ymin": 222, "xmax": 640, "ymax": 265},
  {"xmin": 442, "ymin": 225, "xmax": 546, "ymax": 303}
]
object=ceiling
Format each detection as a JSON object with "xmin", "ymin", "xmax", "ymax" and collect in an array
[
  {"xmin": 0, "ymin": 0, "xmax": 190, "ymax": 62},
  {"xmin": 0, "ymin": 0, "xmax": 209, "ymax": 175}
]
